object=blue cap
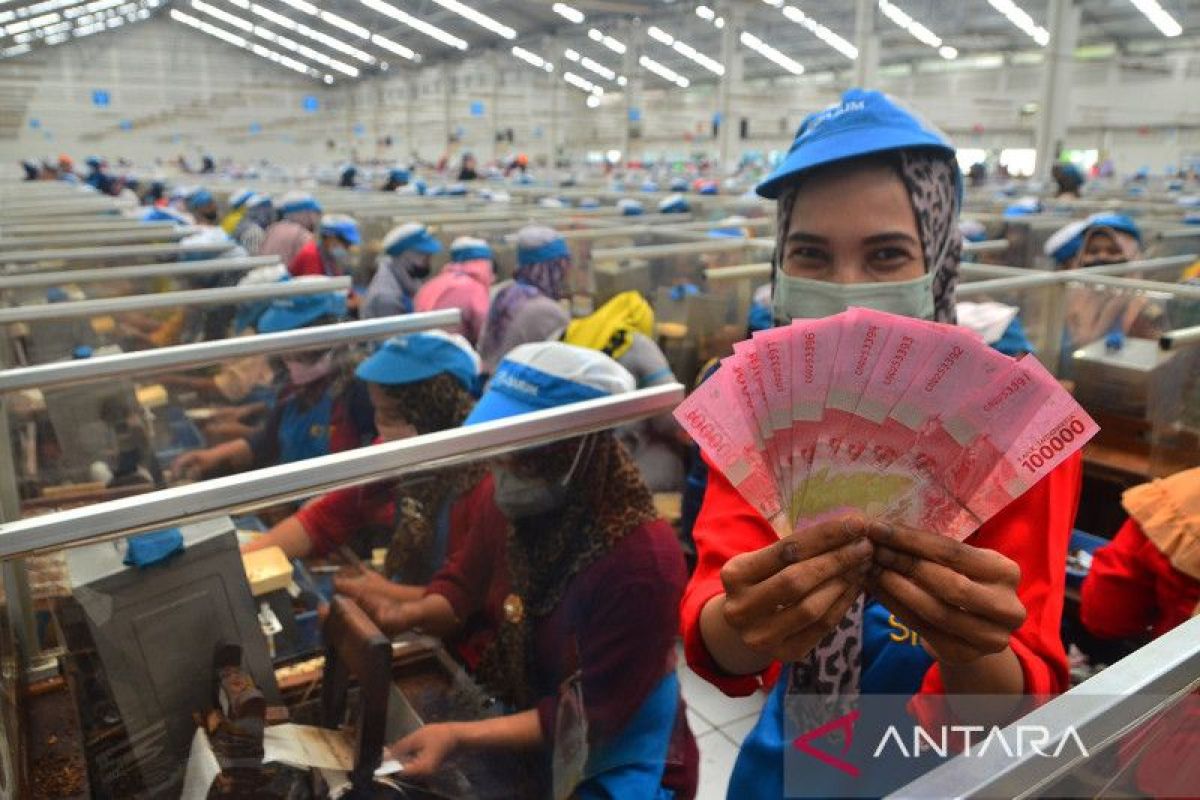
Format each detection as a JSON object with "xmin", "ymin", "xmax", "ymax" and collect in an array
[
  {"xmin": 1185, "ymin": 211, "xmax": 1200, "ymax": 225},
  {"xmin": 707, "ymin": 226, "xmax": 745, "ymax": 239},
  {"xmin": 756, "ymin": 88, "xmax": 957, "ymax": 200},
  {"xmin": 278, "ymin": 191, "xmax": 323, "ymax": 215},
  {"xmin": 669, "ymin": 177, "xmax": 689, "ymax": 192},
  {"xmin": 658, "ymin": 194, "xmax": 690, "ymax": 214},
  {"xmin": 383, "ymin": 222, "xmax": 442, "ymax": 256},
  {"xmin": 139, "ymin": 206, "xmax": 191, "ymax": 225},
  {"xmin": 697, "ymin": 180, "xmax": 719, "ymax": 195},
  {"xmin": 389, "ymin": 168, "xmax": 410, "ymax": 183},
  {"xmin": 617, "ymin": 198, "xmax": 644, "ymax": 216},
  {"xmin": 1044, "ymin": 213, "xmax": 1142, "ymax": 264},
  {"xmin": 72, "ymin": 345, "xmax": 93, "ymax": 359},
  {"xmin": 465, "ymin": 342, "xmax": 635, "ymax": 426},
  {"xmin": 641, "ymin": 180, "xmax": 659, "ymax": 193},
  {"xmin": 1003, "ymin": 197, "xmax": 1043, "ymax": 218},
  {"xmin": 46, "ymin": 287, "xmax": 69, "ymax": 303},
  {"xmin": 579, "ymin": 197, "xmax": 600, "ymax": 209},
  {"xmin": 229, "ymin": 188, "xmax": 255, "ymax": 209},
  {"xmin": 257, "ymin": 287, "xmax": 347, "ymax": 333},
  {"xmin": 449, "ymin": 236, "xmax": 492, "ymax": 263},
  {"xmin": 186, "ymin": 188, "xmax": 214, "ymax": 210},
  {"xmin": 319, "ymin": 214, "xmax": 361, "ymax": 246},
  {"xmin": 86, "ymin": 156, "xmax": 103, "ymax": 168},
  {"xmin": 517, "ymin": 233, "xmax": 569, "ymax": 267},
  {"xmin": 355, "ymin": 331, "xmax": 481, "ymax": 392}
]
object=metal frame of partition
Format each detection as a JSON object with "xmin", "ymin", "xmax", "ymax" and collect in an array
[
  {"xmin": 1161, "ymin": 323, "xmax": 1200, "ymax": 350},
  {"xmin": 885, "ymin": 614, "xmax": 1200, "ymax": 799},
  {"xmin": 0, "ymin": 276, "xmax": 350, "ymax": 325},
  {"xmin": 0, "ymin": 255, "xmax": 280, "ymax": 291},
  {"xmin": 0, "ymin": 228, "xmax": 197, "ymax": 250},
  {"xmin": 0, "ymin": 309, "xmax": 459, "ymax": 393},
  {"xmin": 0, "ymin": 381, "xmax": 683, "ymax": 557},
  {"xmin": 0, "ymin": 241, "xmax": 236, "ymax": 266},
  {"xmin": 0, "ymin": 220, "xmax": 181, "ymax": 237}
]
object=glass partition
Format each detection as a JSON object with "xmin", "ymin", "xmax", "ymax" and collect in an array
[
  {"xmin": 1, "ymin": 310, "xmax": 455, "ymax": 520},
  {"xmin": 0, "ymin": 383, "xmax": 682, "ymax": 799},
  {"xmin": 0, "ymin": 277, "xmax": 349, "ymax": 367}
]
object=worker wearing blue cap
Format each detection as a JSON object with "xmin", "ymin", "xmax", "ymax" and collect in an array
[
  {"xmin": 382, "ymin": 167, "xmax": 411, "ymax": 192},
  {"xmin": 359, "ymin": 342, "xmax": 696, "ymax": 798},
  {"xmin": 171, "ymin": 283, "xmax": 374, "ymax": 479},
  {"xmin": 680, "ymin": 89, "xmax": 1081, "ymax": 800},
  {"xmin": 1044, "ymin": 213, "xmax": 1143, "ymax": 269},
  {"xmin": 186, "ymin": 188, "xmax": 220, "ymax": 225},
  {"xmin": 246, "ymin": 332, "xmax": 490, "ymax": 586},
  {"xmin": 478, "ymin": 225, "xmax": 573, "ymax": 371},
  {"xmin": 290, "ymin": 213, "xmax": 361, "ymax": 278},
  {"xmin": 362, "ymin": 222, "xmax": 442, "ymax": 319}
]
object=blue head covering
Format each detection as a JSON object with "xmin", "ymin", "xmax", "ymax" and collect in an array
[{"xmin": 355, "ymin": 331, "xmax": 481, "ymax": 392}]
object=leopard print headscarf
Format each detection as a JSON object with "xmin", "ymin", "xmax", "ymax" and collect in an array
[
  {"xmin": 474, "ymin": 432, "xmax": 658, "ymax": 709},
  {"xmin": 772, "ymin": 149, "xmax": 962, "ymax": 324},
  {"xmin": 380, "ymin": 374, "xmax": 486, "ymax": 582},
  {"xmin": 771, "ymin": 148, "xmax": 962, "ymax": 722}
]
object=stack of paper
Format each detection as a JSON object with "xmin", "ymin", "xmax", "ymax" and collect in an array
[{"xmin": 675, "ymin": 307, "xmax": 1098, "ymax": 539}]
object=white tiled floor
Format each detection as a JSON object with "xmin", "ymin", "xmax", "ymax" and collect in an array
[{"xmin": 677, "ymin": 643, "xmax": 766, "ymax": 800}]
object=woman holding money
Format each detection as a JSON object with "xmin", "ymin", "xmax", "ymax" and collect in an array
[{"xmin": 680, "ymin": 89, "xmax": 1084, "ymax": 798}]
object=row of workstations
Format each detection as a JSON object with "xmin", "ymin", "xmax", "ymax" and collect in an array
[{"xmin": 0, "ymin": 214, "xmax": 1196, "ymax": 799}]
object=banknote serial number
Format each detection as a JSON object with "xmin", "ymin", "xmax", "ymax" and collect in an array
[{"xmin": 1020, "ymin": 418, "xmax": 1087, "ymax": 473}]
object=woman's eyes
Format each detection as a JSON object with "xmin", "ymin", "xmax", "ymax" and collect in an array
[{"xmin": 869, "ymin": 247, "xmax": 915, "ymax": 267}]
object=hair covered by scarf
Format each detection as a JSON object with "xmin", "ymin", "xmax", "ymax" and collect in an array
[
  {"xmin": 478, "ymin": 226, "xmax": 572, "ymax": 362},
  {"xmin": 379, "ymin": 373, "xmax": 484, "ymax": 580},
  {"xmin": 474, "ymin": 432, "xmax": 658, "ymax": 709},
  {"xmin": 772, "ymin": 149, "xmax": 962, "ymax": 324}
]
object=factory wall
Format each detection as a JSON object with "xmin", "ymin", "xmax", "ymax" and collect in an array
[{"xmin": 3, "ymin": 17, "xmax": 1200, "ymax": 175}]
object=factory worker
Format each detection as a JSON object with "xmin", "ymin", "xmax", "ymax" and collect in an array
[
  {"xmin": 477, "ymin": 225, "xmax": 572, "ymax": 372},
  {"xmin": 1045, "ymin": 213, "xmax": 1165, "ymax": 351},
  {"xmin": 617, "ymin": 198, "xmax": 645, "ymax": 217},
  {"xmin": 220, "ymin": 187, "xmax": 255, "ymax": 235},
  {"xmin": 681, "ymin": 90, "xmax": 1082, "ymax": 799},
  {"xmin": 289, "ymin": 214, "xmax": 361, "ymax": 278},
  {"xmin": 84, "ymin": 156, "xmax": 112, "ymax": 194},
  {"xmin": 185, "ymin": 188, "xmax": 220, "ymax": 225},
  {"xmin": 1079, "ymin": 467, "xmax": 1200, "ymax": 798},
  {"xmin": 561, "ymin": 290, "xmax": 684, "ymax": 491},
  {"xmin": 246, "ymin": 332, "xmax": 486, "ymax": 585},
  {"xmin": 413, "ymin": 236, "xmax": 495, "ymax": 345},
  {"xmin": 658, "ymin": 193, "xmax": 690, "ymax": 214},
  {"xmin": 381, "ymin": 167, "xmax": 410, "ymax": 192},
  {"xmin": 1052, "ymin": 161, "xmax": 1085, "ymax": 198},
  {"xmin": 338, "ymin": 163, "xmax": 357, "ymax": 188},
  {"xmin": 362, "ymin": 223, "xmax": 442, "ymax": 319},
  {"xmin": 366, "ymin": 342, "xmax": 698, "ymax": 799},
  {"xmin": 232, "ymin": 193, "xmax": 272, "ymax": 256},
  {"xmin": 259, "ymin": 191, "xmax": 322, "ymax": 267},
  {"xmin": 171, "ymin": 285, "xmax": 374, "ymax": 479}
]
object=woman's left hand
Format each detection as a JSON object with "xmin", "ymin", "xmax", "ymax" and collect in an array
[
  {"xmin": 864, "ymin": 524, "xmax": 1027, "ymax": 666},
  {"xmin": 388, "ymin": 723, "xmax": 460, "ymax": 777}
]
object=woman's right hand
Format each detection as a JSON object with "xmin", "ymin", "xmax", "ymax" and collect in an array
[
  {"xmin": 332, "ymin": 567, "xmax": 392, "ymax": 602},
  {"xmin": 718, "ymin": 515, "xmax": 881, "ymax": 664}
]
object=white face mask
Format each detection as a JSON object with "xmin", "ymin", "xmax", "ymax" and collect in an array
[
  {"xmin": 284, "ymin": 351, "xmax": 334, "ymax": 386},
  {"xmin": 772, "ymin": 268, "xmax": 936, "ymax": 322}
]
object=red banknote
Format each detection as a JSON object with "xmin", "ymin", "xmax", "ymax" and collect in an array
[{"xmin": 674, "ymin": 308, "xmax": 1098, "ymax": 539}]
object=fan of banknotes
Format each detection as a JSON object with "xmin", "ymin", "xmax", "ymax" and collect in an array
[{"xmin": 675, "ymin": 307, "xmax": 1098, "ymax": 540}]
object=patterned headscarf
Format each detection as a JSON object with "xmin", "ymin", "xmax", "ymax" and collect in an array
[
  {"xmin": 474, "ymin": 433, "xmax": 658, "ymax": 709},
  {"xmin": 379, "ymin": 374, "xmax": 485, "ymax": 581},
  {"xmin": 770, "ymin": 147, "xmax": 963, "ymax": 724},
  {"xmin": 772, "ymin": 149, "xmax": 962, "ymax": 324},
  {"xmin": 478, "ymin": 226, "xmax": 572, "ymax": 363}
]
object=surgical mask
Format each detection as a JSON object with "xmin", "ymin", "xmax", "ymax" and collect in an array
[
  {"xmin": 492, "ymin": 468, "xmax": 570, "ymax": 519},
  {"xmin": 408, "ymin": 261, "xmax": 432, "ymax": 280},
  {"xmin": 492, "ymin": 436, "xmax": 592, "ymax": 519},
  {"xmin": 284, "ymin": 351, "xmax": 334, "ymax": 386},
  {"xmin": 329, "ymin": 245, "xmax": 351, "ymax": 267},
  {"xmin": 772, "ymin": 269, "xmax": 936, "ymax": 322},
  {"xmin": 1079, "ymin": 257, "xmax": 1126, "ymax": 270}
]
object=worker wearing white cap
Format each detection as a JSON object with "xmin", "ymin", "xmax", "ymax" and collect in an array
[
  {"xmin": 362, "ymin": 222, "xmax": 443, "ymax": 319},
  {"xmin": 260, "ymin": 191, "xmax": 323, "ymax": 267},
  {"xmin": 361, "ymin": 342, "xmax": 696, "ymax": 798}
]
